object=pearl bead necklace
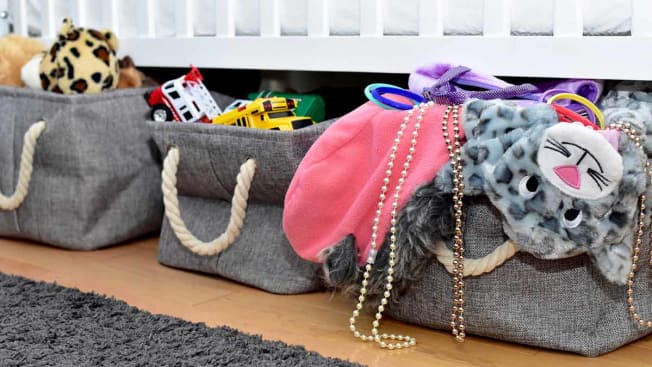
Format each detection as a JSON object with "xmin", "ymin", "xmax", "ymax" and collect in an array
[
  {"xmin": 442, "ymin": 105, "xmax": 467, "ymax": 342},
  {"xmin": 348, "ymin": 101, "xmax": 433, "ymax": 349},
  {"xmin": 609, "ymin": 122, "xmax": 652, "ymax": 329}
]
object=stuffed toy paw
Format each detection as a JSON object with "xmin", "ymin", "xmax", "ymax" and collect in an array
[
  {"xmin": 39, "ymin": 18, "xmax": 119, "ymax": 94},
  {"xmin": 21, "ymin": 52, "xmax": 42, "ymax": 89},
  {"xmin": 0, "ymin": 34, "xmax": 45, "ymax": 87}
]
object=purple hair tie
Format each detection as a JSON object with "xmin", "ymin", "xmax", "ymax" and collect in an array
[{"xmin": 421, "ymin": 66, "xmax": 538, "ymax": 105}]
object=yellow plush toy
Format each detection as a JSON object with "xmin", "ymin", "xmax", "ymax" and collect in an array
[
  {"xmin": 39, "ymin": 18, "xmax": 119, "ymax": 94},
  {"xmin": 0, "ymin": 34, "xmax": 45, "ymax": 87}
]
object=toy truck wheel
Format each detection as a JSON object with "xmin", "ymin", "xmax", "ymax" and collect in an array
[{"xmin": 151, "ymin": 104, "xmax": 173, "ymax": 122}]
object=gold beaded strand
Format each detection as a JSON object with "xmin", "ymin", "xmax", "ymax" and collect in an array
[
  {"xmin": 610, "ymin": 121, "xmax": 652, "ymax": 329},
  {"xmin": 442, "ymin": 105, "xmax": 467, "ymax": 342}
]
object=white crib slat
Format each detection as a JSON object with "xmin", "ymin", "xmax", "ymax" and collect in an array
[
  {"xmin": 632, "ymin": 0, "xmax": 652, "ymax": 36},
  {"xmin": 553, "ymin": 0, "xmax": 582, "ymax": 36},
  {"xmin": 360, "ymin": 0, "xmax": 382, "ymax": 36},
  {"xmin": 483, "ymin": 0, "xmax": 510, "ymax": 36},
  {"xmin": 419, "ymin": 0, "xmax": 443, "ymax": 36},
  {"xmin": 75, "ymin": 0, "xmax": 87, "ymax": 27},
  {"xmin": 13, "ymin": 0, "xmax": 27, "ymax": 35},
  {"xmin": 216, "ymin": 0, "xmax": 235, "ymax": 37},
  {"xmin": 260, "ymin": 0, "xmax": 280, "ymax": 36},
  {"xmin": 175, "ymin": 0, "xmax": 194, "ymax": 37},
  {"xmin": 0, "ymin": 0, "xmax": 7, "ymax": 35},
  {"xmin": 43, "ymin": 0, "xmax": 57, "ymax": 38},
  {"xmin": 308, "ymin": 0, "xmax": 328, "ymax": 36},
  {"xmin": 106, "ymin": 0, "xmax": 120, "ymax": 37},
  {"xmin": 145, "ymin": 0, "xmax": 156, "ymax": 37}
]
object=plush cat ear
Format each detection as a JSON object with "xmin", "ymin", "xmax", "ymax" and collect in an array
[
  {"xmin": 452, "ymin": 100, "xmax": 556, "ymax": 194},
  {"xmin": 601, "ymin": 88, "xmax": 652, "ymax": 156},
  {"xmin": 462, "ymin": 99, "xmax": 558, "ymax": 142},
  {"xmin": 587, "ymin": 154, "xmax": 643, "ymax": 285},
  {"xmin": 459, "ymin": 100, "xmax": 558, "ymax": 186},
  {"xmin": 590, "ymin": 241, "xmax": 631, "ymax": 285}
]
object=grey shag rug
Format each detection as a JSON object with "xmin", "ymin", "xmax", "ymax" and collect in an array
[{"xmin": 0, "ymin": 273, "xmax": 363, "ymax": 367}]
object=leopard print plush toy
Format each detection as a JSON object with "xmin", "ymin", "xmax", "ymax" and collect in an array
[
  {"xmin": 39, "ymin": 18, "xmax": 119, "ymax": 94},
  {"xmin": 325, "ymin": 99, "xmax": 648, "ymax": 299}
]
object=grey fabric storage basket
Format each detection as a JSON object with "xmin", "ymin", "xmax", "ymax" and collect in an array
[
  {"xmin": 152, "ymin": 119, "xmax": 330, "ymax": 294},
  {"xmin": 0, "ymin": 87, "xmax": 162, "ymax": 250},
  {"xmin": 382, "ymin": 196, "xmax": 652, "ymax": 357}
]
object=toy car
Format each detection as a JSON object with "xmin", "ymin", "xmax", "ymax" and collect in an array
[
  {"xmin": 212, "ymin": 97, "xmax": 314, "ymax": 131},
  {"xmin": 248, "ymin": 91, "xmax": 326, "ymax": 122},
  {"xmin": 224, "ymin": 99, "xmax": 252, "ymax": 113},
  {"xmin": 146, "ymin": 66, "xmax": 222, "ymax": 123}
]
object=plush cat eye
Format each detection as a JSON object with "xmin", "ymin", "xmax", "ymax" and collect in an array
[
  {"xmin": 518, "ymin": 175, "xmax": 539, "ymax": 199},
  {"xmin": 562, "ymin": 208, "xmax": 583, "ymax": 228}
]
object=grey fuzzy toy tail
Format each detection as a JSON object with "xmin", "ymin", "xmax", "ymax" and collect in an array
[
  {"xmin": 323, "ymin": 181, "xmax": 454, "ymax": 304},
  {"xmin": 322, "ymin": 235, "xmax": 359, "ymax": 289}
]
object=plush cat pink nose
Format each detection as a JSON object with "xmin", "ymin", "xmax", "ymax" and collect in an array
[{"xmin": 554, "ymin": 165, "xmax": 581, "ymax": 189}]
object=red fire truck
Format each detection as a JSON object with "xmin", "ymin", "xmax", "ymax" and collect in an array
[{"xmin": 146, "ymin": 66, "xmax": 222, "ymax": 123}]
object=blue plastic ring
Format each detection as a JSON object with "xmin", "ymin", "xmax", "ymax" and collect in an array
[
  {"xmin": 368, "ymin": 85, "xmax": 425, "ymax": 110},
  {"xmin": 364, "ymin": 83, "xmax": 397, "ymax": 110}
]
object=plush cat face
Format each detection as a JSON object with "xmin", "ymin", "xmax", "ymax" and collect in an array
[
  {"xmin": 446, "ymin": 100, "xmax": 648, "ymax": 285},
  {"xmin": 537, "ymin": 124, "xmax": 623, "ymax": 200}
]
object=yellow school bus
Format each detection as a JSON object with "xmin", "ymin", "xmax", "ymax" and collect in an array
[{"xmin": 212, "ymin": 97, "xmax": 314, "ymax": 131}]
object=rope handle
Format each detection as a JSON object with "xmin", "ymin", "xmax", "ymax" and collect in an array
[
  {"xmin": 161, "ymin": 146, "xmax": 257, "ymax": 256},
  {"xmin": 434, "ymin": 239, "xmax": 520, "ymax": 276},
  {"xmin": 0, "ymin": 120, "xmax": 46, "ymax": 211}
]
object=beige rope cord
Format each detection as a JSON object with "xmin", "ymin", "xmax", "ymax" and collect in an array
[
  {"xmin": 0, "ymin": 120, "xmax": 46, "ymax": 211},
  {"xmin": 434, "ymin": 239, "xmax": 520, "ymax": 276},
  {"xmin": 161, "ymin": 146, "xmax": 257, "ymax": 256}
]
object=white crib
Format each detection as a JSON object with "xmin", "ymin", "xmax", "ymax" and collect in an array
[{"xmin": 3, "ymin": 0, "xmax": 652, "ymax": 80}]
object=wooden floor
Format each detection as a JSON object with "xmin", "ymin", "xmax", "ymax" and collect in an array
[{"xmin": 0, "ymin": 237, "xmax": 650, "ymax": 367}]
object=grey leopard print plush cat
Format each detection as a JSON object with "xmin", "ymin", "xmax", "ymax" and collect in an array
[{"xmin": 325, "ymin": 98, "xmax": 648, "ymax": 300}]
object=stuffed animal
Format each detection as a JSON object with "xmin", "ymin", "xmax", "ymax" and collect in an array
[
  {"xmin": 26, "ymin": 54, "xmax": 157, "ymax": 91},
  {"xmin": 117, "ymin": 56, "xmax": 142, "ymax": 88},
  {"xmin": 434, "ymin": 101, "xmax": 641, "ymax": 282},
  {"xmin": 0, "ymin": 34, "xmax": 44, "ymax": 87},
  {"xmin": 39, "ymin": 18, "xmax": 119, "ymax": 94},
  {"xmin": 117, "ymin": 56, "xmax": 158, "ymax": 89},
  {"xmin": 295, "ymin": 99, "xmax": 648, "ymax": 300}
]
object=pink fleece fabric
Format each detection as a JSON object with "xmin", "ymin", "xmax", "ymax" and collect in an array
[{"xmin": 283, "ymin": 102, "xmax": 466, "ymax": 265}]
